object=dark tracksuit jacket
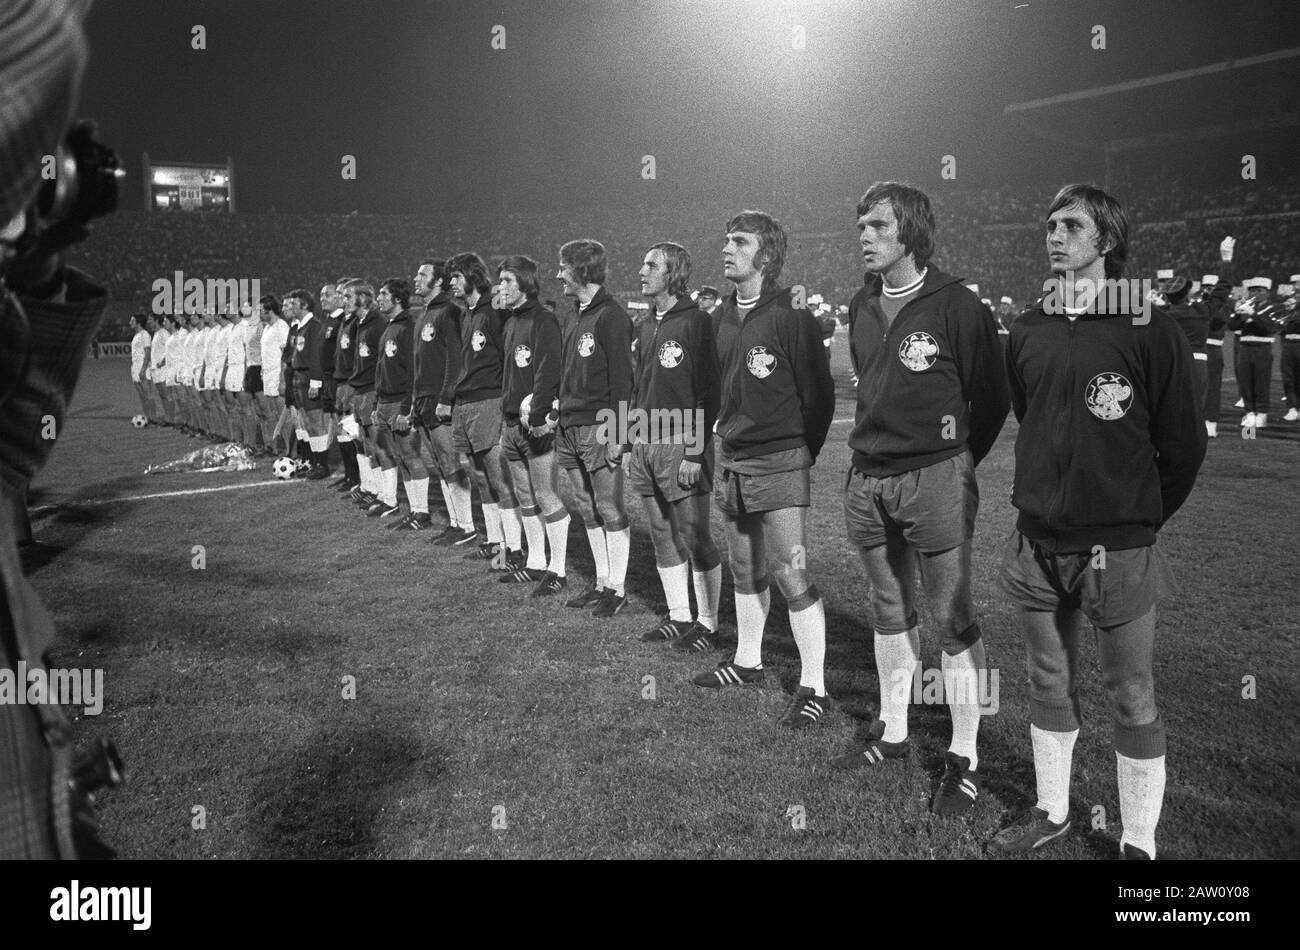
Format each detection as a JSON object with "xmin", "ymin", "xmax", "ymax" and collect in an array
[
  {"xmin": 633, "ymin": 295, "xmax": 719, "ymax": 464},
  {"xmin": 713, "ymin": 286, "xmax": 835, "ymax": 463},
  {"xmin": 375, "ymin": 308, "xmax": 415, "ymax": 413},
  {"xmin": 848, "ymin": 268, "xmax": 1009, "ymax": 476},
  {"xmin": 454, "ymin": 296, "xmax": 508, "ymax": 405},
  {"xmin": 282, "ymin": 322, "xmax": 299, "ymax": 406},
  {"xmin": 291, "ymin": 313, "xmax": 326, "ymax": 389},
  {"xmin": 501, "ymin": 297, "xmax": 562, "ymax": 428},
  {"xmin": 348, "ymin": 307, "xmax": 385, "ymax": 394},
  {"xmin": 559, "ymin": 286, "xmax": 634, "ymax": 426},
  {"xmin": 318, "ymin": 308, "xmax": 344, "ymax": 400},
  {"xmin": 412, "ymin": 292, "xmax": 464, "ymax": 415},
  {"xmin": 333, "ymin": 310, "xmax": 360, "ymax": 385},
  {"xmin": 1006, "ymin": 299, "xmax": 1206, "ymax": 554}
]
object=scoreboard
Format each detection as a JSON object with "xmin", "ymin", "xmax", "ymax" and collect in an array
[{"xmin": 144, "ymin": 154, "xmax": 235, "ymax": 212}]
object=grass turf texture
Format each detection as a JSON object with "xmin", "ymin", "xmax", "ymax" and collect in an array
[{"xmin": 27, "ymin": 343, "xmax": 1300, "ymax": 859}]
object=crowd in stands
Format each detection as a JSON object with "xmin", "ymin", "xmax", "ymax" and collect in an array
[{"xmin": 75, "ymin": 172, "xmax": 1300, "ymax": 341}]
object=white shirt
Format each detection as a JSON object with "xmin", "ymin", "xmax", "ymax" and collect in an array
[
  {"xmin": 260, "ymin": 318, "xmax": 289, "ymax": 396},
  {"xmin": 203, "ymin": 325, "xmax": 223, "ymax": 389},
  {"xmin": 224, "ymin": 320, "xmax": 246, "ymax": 390},
  {"xmin": 149, "ymin": 328, "xmax": 169, "ymax": 381},
  {"xmin": 130, "ymin": 329, "xmax": 150, "ymax": 380},
  {"xmin": 166, "ymin": 328, "xmax": 188, "ymax": 384}
]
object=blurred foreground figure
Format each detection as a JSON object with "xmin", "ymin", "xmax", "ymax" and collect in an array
[{"xmin": 1, "ymin": 0, "xmax": 115, "ymax": 859}]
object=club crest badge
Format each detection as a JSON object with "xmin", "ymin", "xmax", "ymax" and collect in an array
[
  {"xmin": 658, "ymin": 340, "xmax": 684, "ymax": 368},
  {"xmin": 325, "ymin": 326, "xmax": 334, "ymax": 339},
  {"xmin": 295, "ymin": 335, "xmax": 305, "ymax": 351},
  {"xmin": 340, "ymin": 333, "xmax": 351, "ymax": 350},
  {"xmin": 471, "ymin": 330, "xmax": 486, "ymax": 352},
  {"xmin": 578, "ymin": 332, "xmax": 596, "ymax": 358},
  {"xmin": 384, "ymin": 339, "xmax": 397, "ymax": 358},
  {"xmin": 514, "ymin": 344, "xmax": 532, "ymax": 368},
  {"xmin": 1085, "ymin": 372, "xmax": 1133, "ymax": 420},
  {"xmin": 358, "ymin": 342, "xmax": 370, "ymax": 358},
  {"xmin": 421, "ymin": 323, "xmax": 436, "ymax": 342},
  {"xmin": 898, "ymin": 332, "xmax": 938, "ymax": 371},
  {"xmin": 747, "ymin": 345, "xmax": 776, "ymax": 378}
]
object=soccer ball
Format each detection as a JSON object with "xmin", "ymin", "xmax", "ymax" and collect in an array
[
  {"xmin": 272, "ymin": 457, "xmax": 295, "ymax": 480},
  {"xmin": 131, "ymin": 415, "xmax": 147, "ymax": 428}
]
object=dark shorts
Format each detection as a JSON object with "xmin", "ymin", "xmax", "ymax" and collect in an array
[
  {"xmin": 714, "ymin": 465, "xmax": 810, "ymax": 517},
  {"xmin": 413, "ymin": 394, "xmax": 451, "ymax": 430},
  {"xmin": 453, "ymin": 397, "xmax": 503, "ymax": 455},
  {"xmin": 351, "ymin": 389, "xmax": 378, "ymax": 425},
  {"xmin": 417, "ymin": 419, "xmax": 460, "ymax": 477},
  {"xmin": 321, "ymin": 378, "xmax": 338, "ymax": 411},
  {"xmin": 293, "ymin": 371, "xmax": 324, "ymax": 412},
  {"xmin": 500, "ymin": 420, "xmax": 555, "ymax": 461},
  {"xmin": 243, "ymin": 365, "xmax": 263, "ymax": 394},
  {"xmin": 375, "ymin": 400, "xmax": 407, "ymax": 429},
  {"xmin": 335, "ymin": 382, "xmax": 355, "ymax": 415},
  {"xmin": 844, "ymin": 452, "xmax": 978, "ymax": 553},
  {"xmin": 628, "ymin": 442, "xmax": 714, "ymax": 501},
  {"xmin": 999, "ymin": 530, "xmax": 1173, "ymax": 627},
  {"xmin": 556, "ymin": 423, "xmax": 608, "ymax": 472}
]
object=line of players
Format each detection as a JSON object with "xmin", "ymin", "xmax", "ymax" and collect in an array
[{"xmin": 130, "ymin": 182, "xmax": 1219, "ymax": 860}]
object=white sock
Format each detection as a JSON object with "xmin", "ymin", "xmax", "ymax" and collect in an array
[
  {"xmin": 483, "ymin": 502, "xmax": 502, "ymax": 545},
  {"xmin": 1031, "ymin": 724, "xmax": 1078, "ymax": 825},
  {"xmin": 382, "ymin": 467, "xmax": 399, "ymax": 507},
  {"xmin": 439, "ymin": 481, "xmax": 456, "ymax": 526},
  {"xmin": 450, "ymin": 480, "xmax": 474, "ymax": 530},
  {"xmin": 500, "ymin": 505, "xmax": 523, "ymax": 553},
  {"xmin": 692, "ymin": 562, "xmax": 722, "ymax": 631},
  {"xmin": 522, "ymin": 511, "xmax": 547, "ymax": 570},
  {"xmin": 789, "ymin": 598, "xmax": 826, "ymax": 695},
  {"xmin": 733, "ymin": 588, "xmax": 770, "ymax": 668},
  {"xmin": 657, "ymin": 561, "xmax": 691, "ymax": 622},
  {"xmin": 586, "ymin": 526, "xmax": 609, "ymax": 589},
  {"xmin": 357, "ymin": 455, "xmax": 374, "ymax": 492},
  {"xmin": 875, "ymin": 627, "xmax": 920, "ymax": 744},
  {"xmin": 545, "ymin": 513, "xmax": 570, "ymax": 576},
  {"xmin": 606, "ymin": 527, "xmax": 630, "ymax": 596},
  {"xmin": 309, "ymin": 435, "xmax": 328, "ymax": 453},
  {"xmin": 942, "ymin": 640, "xmax": 985, "ymax": 771},
  {"xmin": 406, "ymin": 477, "xmax": 429, "ymax": 514},
  {"xmin": 1117, "ymin": 751, "xmax": 1165, "ymax": 859}
]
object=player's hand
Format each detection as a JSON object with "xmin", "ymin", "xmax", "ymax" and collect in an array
[
  {"xmin": 678, "ymin": 459, "xmax": 702, "ymax": 489},
  {"xmin": 435, "ymin": 401, "xmax": 452, "ymax": 420},
  {"xmin": 370, "ymin": 410, "xmax": 381, "ymax": 427},
  {"xmin": 606, "ymin": 443, "xmax": 625, "ymax": 467},
  {"xmin": 393, "ymin": 414, "xmax": 411, "ymax": 433},
  {"xmin": 308, "ymin": 383, "xmax": 320, "ymax": 398}
]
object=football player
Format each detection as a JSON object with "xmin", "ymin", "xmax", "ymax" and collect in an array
[
  {"xmin": 449, "ymin": 253, "xmax": 523, "ymax": 566},
  {"xmin": 631, "ymin": 242, "xmax": 723, "ymax": 650},
  {"xmin": 257, "ymin": 295, "xmax": 289, "ymax": 455},
  {"xmin": 128, "ymin": 313, "xmax": 152, "ymax": 420},
  {"xmin": 992, "ymin": 184, "xmax": 1205, "ymax": 859},
  {"xmin": 554, "ymin": 240, "xmax": 635, "ymax": 615},
  {"xmin": 412, "ymin": 259, "xmax": 476, "ymax": 543},
  {"xmin": 833, "ymin": 182, "xmax": 1009, "ymax": 816},
  {"xmin": 369, "ymin": 279, "xmax": 419, "ymax": 521},
  {"xmin": 344, "ymin": 280, "xmax": 385, "ymax": 506},
  {"xmin": 314, "ymin": 282, "xmax": 344, "ymax": 481},
  {"xmin": 691, "ymin": 211, "xmax": 836, "ymax": 729},
  {"xmin": 495, "ymin": 255, "xmax": 570, "ymax": 595}
]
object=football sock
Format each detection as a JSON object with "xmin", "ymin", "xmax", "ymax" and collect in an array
[
  {"xmin": 544, "ymin": 509, "xmax": 570, "ymax": 577},
  {"xmin": 438, "ymin": 481, "xmax": 456, "ymax": 526},
  {"xmin": 733, "ymin": 586, "xmax": 770, "ymax": 668},
  {"xmin": 357, "ymin": 455, "xmax": 374, "ymax": 493},
  {"xmin": 450, "ymin": 480, "xmax": 474, "ymax": 532},
  {"xmin": 788, "ymin": 594, "xmax": 826, "ymax": 695},
  {"xmin": 585, "ymin": 526, "xmax": 609, "ymax": 589},
  {"xmin": 521, "ymin": 506, "xmax": 547, "ymax": 570},
  {"xmin": 1116, "ymin": 717, "xmax": 1167, "ymax": 859},
  {"xmin": 483, "ymin": 502, "xmax": 502, "ymax": 546},
  {"xmin": 406, "ymin": 477, "xmax": 429, "ymax": 515},
  {"xmin": 658, "ymin": 560, "xmax": 691, "ymax": 622},
  {"xmin": 943, "ymin": 639, "xmax": 985, "ymax": 771},
  {"xmin": 1031, "ymin": 724, "xmax": 1078, "ymax": 825},
  {"xmin": 500, "ymin": 504, "xmax": 523, "ymax": 554},
  {"xmin": 606, "ymin": 527, "xmax": 630, "ymax": 596},
  {"xmin": 875, "ymin": 626, "xmax": 920, "ymax": 744},
  {"xmin": 381, "ymin": 467, "xmax": 399, "ymax": 507},
  {"xmin": 692, "ymin": 562, "xmax": 722, "ymax": 631}
]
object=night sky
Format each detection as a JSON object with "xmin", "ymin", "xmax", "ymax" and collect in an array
[{"xmin": 78, "ymin": 0, "xmax": 1300, "ymax": 214}]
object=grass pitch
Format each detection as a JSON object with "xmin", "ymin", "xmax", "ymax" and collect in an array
[{"xmin": 27, "ymin": 342, "xmax": 1300, "ymax": 859}]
